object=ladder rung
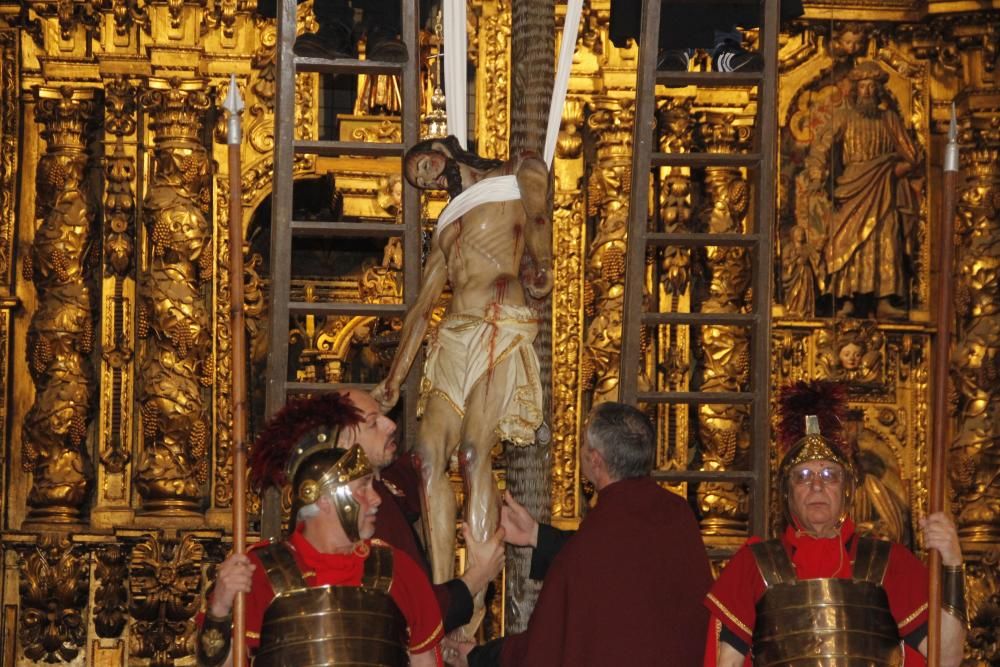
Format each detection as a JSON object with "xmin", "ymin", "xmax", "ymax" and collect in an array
[
  {"xmin": 641, "ymin": 312, "xmax": 756, "ymax": 326},
  {"xmin": 652, "ymin": 152, "xmax": 761, "ymax": 168},
  {"xmin": 288, "ymin": 302, "xmax": 406, "ymax": 317},
  {"xmin": 656, "ymin": 71, "xmax": 762, "ymax": 87},
  {"xmin": 294, "ymin": 140, "xmax": 404, "ymax": 158},
  {"xmin": 285, "ymin": 381, "xmax": 384, "ymax": 395},
  {"xmin": 652, "ymin": 470, "xmax": 757, "ymax": 483},
  {"xmin": 291, "ymin": 220, "xmax": 404, "ymax": 238},
  {"xmin": 636, "ymin": 391, "xmax": 754, "ymax": 405},
  {"xmin": 295, "ymin": 57, "xmax": 405, "ymax": 76},
  {"xmin": 646, "ymin": 232, "xmax": 759, "ymax": 247}
]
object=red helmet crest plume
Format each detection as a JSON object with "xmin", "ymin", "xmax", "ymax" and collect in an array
[{"xmin": 249, "ymin": 392, "xmax": 363, "ymax": 491}]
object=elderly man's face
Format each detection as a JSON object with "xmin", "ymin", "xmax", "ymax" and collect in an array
[
  {"xmin": 857, "ymin": 78, "xmax": 878, "ymax": 101},
  {"xmin": 349, "ymin": 474, "xmax": 381, "ymax": 540},
  {"xmin": 788, "ymin": 460, "xmax": 845, "ymax": 537}
]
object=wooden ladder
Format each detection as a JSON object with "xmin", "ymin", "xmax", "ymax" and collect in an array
[
  {"xmin": 262, "ymin": 0, "xmax": 424, "ymax": 535},
  {"xmin": 620, "ymin": 0, "xmax": 782, "ymax": 540}
]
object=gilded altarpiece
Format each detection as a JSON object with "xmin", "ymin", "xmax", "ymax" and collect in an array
[{"xmin": 0, "ymin": 0, "xmax": 999, "ymax": 664}]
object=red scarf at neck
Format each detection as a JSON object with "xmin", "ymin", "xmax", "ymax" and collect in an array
[{"xmin": 785, "ymin": 517, "xmax": 855, "ymax": 579}]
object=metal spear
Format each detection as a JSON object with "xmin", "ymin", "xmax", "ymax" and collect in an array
[
  {"xmin": 222, "ymin": 73, "xmax": 248, "ymax": 667},
  {"xmin": 928, "ymin": 102, "xmax": 960, "ymax": 667}
]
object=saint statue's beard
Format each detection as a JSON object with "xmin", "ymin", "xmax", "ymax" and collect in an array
[
  {"xmin": 855, "ymin": 96, "xmax": 880, "ymax": 118},
  {"xmin": 443, "ymin": 159, "xmax": 463, "ymax": 198}
]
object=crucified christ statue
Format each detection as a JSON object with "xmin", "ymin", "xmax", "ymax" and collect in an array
[{"xmin": 372, "ymin": 135, "xmax": 551, "ymax": 626}]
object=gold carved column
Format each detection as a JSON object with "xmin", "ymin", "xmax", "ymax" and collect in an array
[
  {"xmin": 135, "ymin": 78, "xmax": 213, "ymax": 516},
  {"xmin": 953, "ymin": 108, "xmax": 1000, "ymax": 652},
  {"xmin": 22, "ymin": 86, "xmax": 98, "ymax": 527},
  {"xmin": 0, "ymin": 24, "xmax": 17, "ymax": 532},
  {"xmin": 551, "ymin": 98, "xmax": 585, "ymax": 518},
  {"xmin": 695, "ymin": 113, "xmax": 754, "ymax": 539},
  {"xmin": 583, "ymin": 97, "xmax": 631, "ymax": 406}
]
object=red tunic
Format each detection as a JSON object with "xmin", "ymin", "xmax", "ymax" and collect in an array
[
  {"xmin": 703, "ymin": 519, "xmax": 930, "ymax": 666},
  {"xmin": 501, "ymin": 476, "xmax": 712, "ymax": 667},
  {"xmin": 237, "ymin": 528, "xmax": 444, "ymax": 664}
]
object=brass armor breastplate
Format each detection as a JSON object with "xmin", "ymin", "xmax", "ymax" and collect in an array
[
  {"xmin": 252, "ymin": 541, "xmax": 407, "ymax": 667},
  {"xmin": 750, "ymin": 536, "xmax": 903, "ymax": 667}
]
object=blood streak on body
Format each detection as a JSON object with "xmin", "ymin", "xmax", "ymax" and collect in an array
[{"xmin": 483, "ymin": 278, "xmax": 509, "ymax": 396}]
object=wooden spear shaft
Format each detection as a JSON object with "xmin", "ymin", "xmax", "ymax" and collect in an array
[
  {"xmin": 928, "ymin": 102, "xmax": 960, "ymax": 667},
  {"xmin": 223, "ymin": 74, "xmax": 248, "ymax": 667}
]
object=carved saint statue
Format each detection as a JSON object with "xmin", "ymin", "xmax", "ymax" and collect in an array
[
  {"xmin": 373, "ymin": 136, "xmax": 551, "ymax": 627},
  {"xmin": 799, "ymin": 61, "xmax": 922, "ymax": 319},
  {"xmin": 781, "ymin": 224, "xmax": 821, "ymax": 317}
]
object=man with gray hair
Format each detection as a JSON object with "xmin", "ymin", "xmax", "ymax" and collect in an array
[{"xmin": 461, "ymin": 401, "xmax": 712, "ymax": 666}]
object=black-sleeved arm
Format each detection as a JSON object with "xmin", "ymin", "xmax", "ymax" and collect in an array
[
  {"xmin": 468, "ymin": 637, "xmax": 504, "ymax": 667},
  {"xmin": 529, "ymin": 524, "xmax": 574, "ymax": 581},
  {"xmin": 720, "ymin": 625, "xmax": 749, "ymax": 656},
  {"xmin": 440, "ymin": 578, "xmax": 474, "ymax": 633},
  {"xmin": 903, "ymin": 622, "xmax": 928, "ymax": 652}
]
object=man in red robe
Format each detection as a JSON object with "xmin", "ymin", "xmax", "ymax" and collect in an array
[
  {"xmin": 198, "ymin": 394, "xmax": 444, "ymax": 666},
  {"xmin": 704, "ymin": 382, "xmax": 966, "ymax": 667},
  {"xmin": 463, "ymin": 401, "xmax": 712, "ymax": 667},
  {"xmin": 340, "ymin": 388, "xmax": 506, "ymax": 632}
]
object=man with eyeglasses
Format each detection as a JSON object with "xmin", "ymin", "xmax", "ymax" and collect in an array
[{"xmin": 704, "ymin": 381, "xmax": 967, "ymax": 667}]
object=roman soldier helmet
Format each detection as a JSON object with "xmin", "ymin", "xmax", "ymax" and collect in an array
[
  {"xmin": 776, "ymin": 381, "xmax": 857, "ymax": 529},
  {"xmin": 249, "ymin": 393, "xmax": 373, "ymax": 541}
]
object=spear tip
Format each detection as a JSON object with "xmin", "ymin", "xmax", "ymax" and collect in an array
[
  {"xmin": 222, "ymin": 74, "xmax": 245, "ymax": 116},
  {"xmin": 944, "ymin": 102, "xmax": 959, "ymax": 173}
]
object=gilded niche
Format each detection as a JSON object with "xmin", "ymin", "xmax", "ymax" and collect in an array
[
  {"xmin": 22, "ymin": 86, "xmax": 98, "ymax": 526},
  {"xmin": 135, "ymin": 78, "xmax": 213, "ymax": 515},
  {"xmin": 780, "ymin": 41, "xmax": 926, "ymax": 320}
]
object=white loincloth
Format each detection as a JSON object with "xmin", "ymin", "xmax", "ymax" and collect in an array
[{"xmin": 418, "ymin": 304, "xmax": 543, "ymax": 446}]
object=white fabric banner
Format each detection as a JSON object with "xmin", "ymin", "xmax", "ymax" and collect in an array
[
  {"xmin": 443, "ymin": 0, "xmax": 467, "ymax": 148},
  {"xmin": 437, "ymin": 0, "xmax": 584, "ymax": 233}
]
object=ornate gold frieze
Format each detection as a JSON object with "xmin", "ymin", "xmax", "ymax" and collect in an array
[
  {"xmin": 94, "ymin": 543, "xmax": 129, "ymax": 638},
  {"xmin": 128, "ymin": 534, "xmax": 204, "ymax": 665},
  {"xmin": 135, "ymin": 77, "xmax": 213, "ymax": 516},
  {"xmin": 109, "ymin": 0, "xmax": 150, "ymax": 38},
  {"xmin": 17, "ymin": 534, "xmax": 89, "ymax": 662},
  {"xmin": 22, "ymin": 85, "xmax": 98, "ymax": 527}
]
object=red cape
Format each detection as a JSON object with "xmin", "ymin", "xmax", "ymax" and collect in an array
[{"xmin": 503, "ymin": 477, "xmax": 712, "ymax": 666}]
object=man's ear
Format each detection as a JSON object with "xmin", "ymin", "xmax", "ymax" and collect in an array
[{"xmin": 588, "ymin": 447, "xmax": 605, "ymax": 475}]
